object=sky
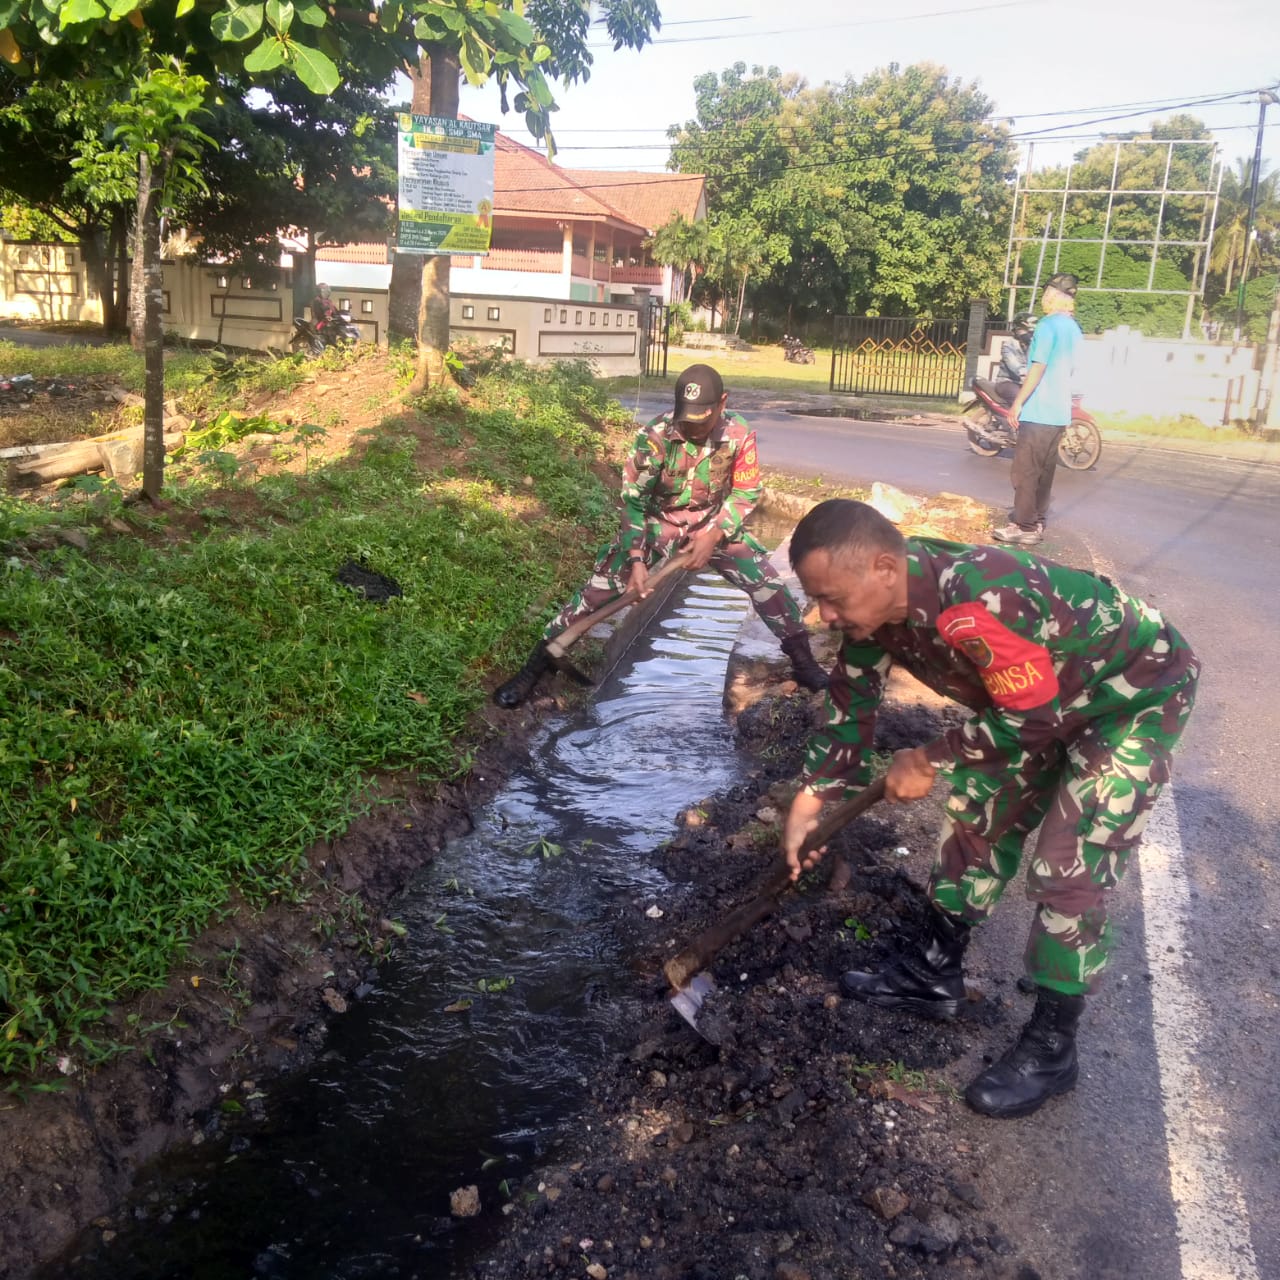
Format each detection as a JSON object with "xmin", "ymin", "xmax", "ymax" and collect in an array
[{"xmin": 455, "ymin": 0, "xmax": 1280, "ymax": 180}]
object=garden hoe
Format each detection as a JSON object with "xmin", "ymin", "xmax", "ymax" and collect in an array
[
  {"xmin": 665, "ymin": 777, "xmax": 887, "ymax": 1036},
  {"xmin": 543, "ymin": 549, "xmax": 698, "ymax": 686}
]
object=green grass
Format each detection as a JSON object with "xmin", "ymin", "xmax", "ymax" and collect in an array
[
  {"xmin": 0, "ymin": 337, "xmax": 139, "ymax": 383},
  {"xmin": 0, "ymin": 358, "xmax": 621, "ymax": 1080},
  {"xmin": 1094, "ymin": 411, "xmax": 1278, "ymax": 445},
  {"xmin": 0, "ymin": 337, "xmax": 214, "ymax": 397},
  {"xmin": 604, "ymin": 342, "xmax": 832, "ymax": 396},
  {"xmin": 0, "ymin": 337, "xmax": 366, "ymax": 411}
]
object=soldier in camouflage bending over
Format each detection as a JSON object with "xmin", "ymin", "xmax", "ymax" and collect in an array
[
  {"xmin": 782, "ymin": 499, "xmax": 1198, "ymax": 1118},
  {"xmin": 493, "ymin": 364, "xmax": 828, "ymax": 707}
]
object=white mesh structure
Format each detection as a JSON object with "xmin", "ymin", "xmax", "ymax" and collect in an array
[{"xmin": 1004, "ymin": 138, "xmax": 1223, "ymax": 338}]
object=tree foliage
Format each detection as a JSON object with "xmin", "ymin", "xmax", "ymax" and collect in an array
[
  {"xmin": 1206, "ymin": 156, "xmax": 1279, "ymax": 336},
  {"xmin": 646, "ymin": 212, "xmax": 707, "ymax": 304},
  {"xmin": 1, "ymin": 0, "xmax": 664, "ymax": 494},
  {"xmin": 0, "ymin": 78, "xmax": 140, "ymax": 329},
  {"xmin": 183, "ymin": 75, "xmax": 398, "ymax": 299},
  {"xmin": 667, "ymin": 61, "xmax": 1017, "ymax": 326},
  {"xmin": 0, "ymin": 0, "xmax": 659, "ymax": 147}
]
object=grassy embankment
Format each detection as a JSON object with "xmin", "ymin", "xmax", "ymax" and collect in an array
[{"xmin": 0, "ymin": 346, "xmax": 628, "ymax": 1082}]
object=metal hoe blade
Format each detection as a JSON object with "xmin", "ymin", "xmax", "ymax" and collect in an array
[{"xmin": 668, "ymin": 971, "xmax": 717, "ymax": 1038}]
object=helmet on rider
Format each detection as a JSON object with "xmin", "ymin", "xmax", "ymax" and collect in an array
[
  {"xmin": 1012, "ymin": 312, "xmax": 1036, "ymax": 343},
  {"xmin": 317, "ymin": 282, "xmax": 331, "ymax": 299}
]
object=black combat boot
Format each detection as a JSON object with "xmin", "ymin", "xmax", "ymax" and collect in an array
[
  {"xmin": 780, "ymin": 632, "xmax": 829, "ymax": 692},
  {"xmin": 964, "ymin": 987, "xmax": 1084, "ymax": 1119},
  {"xmin": 492, "ymin": 641, "xmax": 551, "ymax": 709},
  {"xmin": 840, "ymin": 905, "xmax": 970, "ymax": 1019}
]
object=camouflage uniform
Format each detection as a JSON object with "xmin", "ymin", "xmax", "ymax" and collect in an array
[
  {"xmin": 802, "ymin": 538, "xmax": 1198, "ymax": 995},
  {"xmin": 542, "ymin": 409, "xmax": 806, "ymax": 642}
]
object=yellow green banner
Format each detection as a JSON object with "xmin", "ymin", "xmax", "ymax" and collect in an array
[{"xmin": 397, "ymin": 115, "xmax": 497, "ymax": 256}]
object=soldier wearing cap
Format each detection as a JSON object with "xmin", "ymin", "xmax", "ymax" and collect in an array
[{"xmin": 493, "ymin": 363, "xmax": 828, "ymax": 707}]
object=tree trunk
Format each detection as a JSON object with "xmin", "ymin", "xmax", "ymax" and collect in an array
[
  {"xmin": 129, "ymin": 154, "xmax": 150, "ymax": 353},
  {"xmin": 387, "ymin": 256, "xmax": 421, "ymax": 339},
  {"xmin": 297, "ymin": 236, "xmax": 318, "ymax": 321},
  {"xmin": 734, "ymin": 271, "xmax": 748, "ymax": 336},
  {"xmin": 215, "ymin": 278, "xmax": 230, "ymax": 346},
  {"xmin": 78, "ymin": 229, "xmax": 117, "ymax": 334},
  {"xmin": 1224, "ymin": 226, "xmax": 1238, "ymax": 298},
  {"xmin": 111, "ymin": 211, "xmax": 130, "ymax": 338},
  {"xmin": 407, "ymin": 46, "xmax": 461, "ymax": 396},
  {"xmin": 136, "ymin": 152, "xmax": 166, "ymax": 502}
]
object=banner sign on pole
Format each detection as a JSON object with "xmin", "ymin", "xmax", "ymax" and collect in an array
[{"xmin": 396, "ymin": 114, "xmax": 497, "ymax": 255}]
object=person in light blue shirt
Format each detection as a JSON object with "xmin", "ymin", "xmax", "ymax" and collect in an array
[{"xmin": 992, "ymin": 274, "xmax": 1084, "ymax": 546}]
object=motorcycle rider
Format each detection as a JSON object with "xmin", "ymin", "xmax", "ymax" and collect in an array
[
  {"xmin": 311, "ymin": 282, "xmax": 338, "ymax": 336},
  {"xmin": 993, "ymin": 313, "xmax": 1036, "ymax": 407},
  {"xmin": 782, "ymin": 334, "xmax": 815, "ymax": 364}
]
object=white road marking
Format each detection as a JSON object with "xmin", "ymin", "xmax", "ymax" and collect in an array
[{"xmin": 1140, "ymin": 789, "xmax": 1260, "ymax": 1280}]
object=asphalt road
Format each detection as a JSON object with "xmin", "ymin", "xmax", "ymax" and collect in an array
[
  {"xmin": 639, "ymin": 396, "xmax": 1279, "ymax": 1280},
  {"xmin": 0, "ymin": 323, "xmax": 108, "ymax": 349}
]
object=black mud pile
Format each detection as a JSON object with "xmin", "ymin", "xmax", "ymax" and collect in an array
[{"xmin": 474, "ymin": 695, "xmax": 1035, "ymax": 1280}]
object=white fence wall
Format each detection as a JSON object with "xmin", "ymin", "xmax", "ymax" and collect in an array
[
  {"xmin": 0, "ymin": 243, "xmax": 643, "ymax": 375},
  {"xmin": 450, "ymin": 293, "xmax": 643, "ymax": 376},
  {"xmin": 976, "ymin": 326, "xmax": 1263, "ymax": 425},
  {"xmin": 0, "ymin": 242, "xmax": 99, "ymax": 324}
]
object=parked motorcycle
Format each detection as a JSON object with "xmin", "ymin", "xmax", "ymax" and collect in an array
[
  {"xmin": 782, "ymin": 334, "xmax": 816, "ymax": 365},
  {"xmin": 290, "ymin": 308, "xmax": 361, "ymax": 356},
  {"xmin": 962, "ymin": 378, "xmax": 1102, "ymax": 471}
]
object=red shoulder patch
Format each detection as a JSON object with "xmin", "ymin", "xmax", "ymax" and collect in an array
[
  {"xmin": 733, "ymin": 436, "xmax": 760, "ymax": 488},
  {"xmin": 937, "ymin": 602, "xmax": 1059, "ymax": 712}
]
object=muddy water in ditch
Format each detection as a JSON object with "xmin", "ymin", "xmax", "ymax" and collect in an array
[{"xmin": 51, "ymin": 571, "xmax": 760, "ymax": 1280}]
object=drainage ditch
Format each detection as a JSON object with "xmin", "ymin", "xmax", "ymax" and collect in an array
[{"xmin": 46, "ymin": 569, "xmax": 758, "ymax": 1280}]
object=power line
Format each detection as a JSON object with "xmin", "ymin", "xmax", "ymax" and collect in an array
[
  {"xmin": 496, "ymin": 89, "xmax": 1260, "ymax": 168},
  {"xmin": 491, "ymin": 88, "xmax": 1270, "ymax": 135},
  {"xmin": 584, "ymin": 0, "xmax": 1045, "ymax": 47},
  {"xmin": 494, "ymin": 90, "xmax": 1262, "ymax": 159},
  {"xmin": 516, "ymin": 119, "xmax": 1278, "ymax": 176},
  {"xmin": 494, "ymin": 98, "xmax": 1262, "ymax": 196},
  {"xmin": 592, "ymin": 13, "xmax": 751, "ymax": 26}
]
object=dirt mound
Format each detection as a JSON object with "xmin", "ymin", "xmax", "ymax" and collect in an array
[{"xmin": 474, "ymin": 694, "xmax": 1036, "ymax": 1280}]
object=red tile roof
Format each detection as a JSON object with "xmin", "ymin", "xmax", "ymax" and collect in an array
[
  {"xmin": 562, "ymin": 169, "xmax": 704, "ymax": 233},
  {"xmin": 493, "ymin": 133, "xmax": 642, "ymax": 230},
  {"xmin": 493, "ymin": 134, "xmax": 704, "ymax": 234}
]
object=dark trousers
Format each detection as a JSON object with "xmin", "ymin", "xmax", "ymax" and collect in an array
[
  {"xmin": 1010, "ymin": 421, "xmax": 1060, "ymax": 528},
  {"xmin": 994, "ymin": 379, "xmax": 1020, "ymax": 408}
]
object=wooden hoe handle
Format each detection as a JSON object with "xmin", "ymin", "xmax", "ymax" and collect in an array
[
  {"xmin": 663, "ymin": 776, "xmax": 887, "ymax": 992},
  {"xmin": 547, "ymin": 549, "xmax": 698, "ymax": 658}
]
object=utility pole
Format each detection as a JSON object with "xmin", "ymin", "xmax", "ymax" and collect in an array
[
  {"xmin": 1265, "ymin": 286, "xmax": 1280, "ymax": 428},
  {"xmin": 1233, "ymin": 87, "xmax": 1279, "ymax": 341}
]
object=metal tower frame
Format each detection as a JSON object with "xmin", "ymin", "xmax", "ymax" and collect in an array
[{"xmin": 1004, "ymin": 137, "xmax": 1224, "ymax": 338}]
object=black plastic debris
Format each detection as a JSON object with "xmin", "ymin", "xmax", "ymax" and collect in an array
[{"xmin": 335, "ymin": 559, "xmax": 403, "ymax": 603}]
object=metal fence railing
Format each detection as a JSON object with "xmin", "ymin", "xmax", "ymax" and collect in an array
[
  {"xmin": 642, "ymin": 304, "xmax": 669, "ymax": 378},
  {"xmin": 830, "ymin": 315, "xmax": 968, "ymax": 398}
]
